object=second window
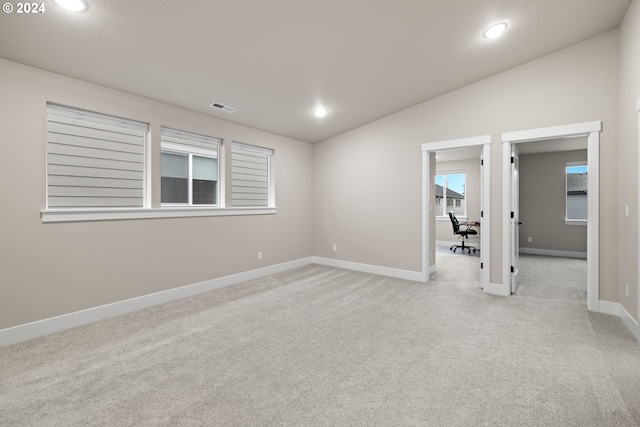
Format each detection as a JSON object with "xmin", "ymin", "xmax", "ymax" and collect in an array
[
  {"xmin": 435, "ymin": 173, "xmax": 466, "ymax": 217},
  {"xmin": 161, "ymin": 128, "xmax": 221, "ymax": 206}
]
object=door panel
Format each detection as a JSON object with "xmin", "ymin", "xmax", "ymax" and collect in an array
[{"xmin": 511, "ymin": 145, "xmax": 520, "ymax": 293}]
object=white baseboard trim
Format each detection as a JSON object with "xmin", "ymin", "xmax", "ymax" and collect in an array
[
  {"xmin": 429, "ymin": 263, "xmax": 437, "ymax": 277},
  {"xmin": 619, "ymin": 306, "xmax": 640, "ymax": 342},
  {"xmin": 519, "ymin": 247, "xmax": 587, "ymax": 259},
  {"xmin": 311, "ymin": 256, "xmax": 426, "ymax": 282},
  {"xmin": 598, "ymin": 300, "xmax": 620, "ymax": 316},
  {"xmin": 0, "ymin": 257, "xmax": 313, "ymax": 348},
  {"xmin": 598, "ymin": 300, "xmax": 640, "ymax": 342},
  {"xmin": 7, "ymin": 258, "xmax": 635, "ymax": 348}
]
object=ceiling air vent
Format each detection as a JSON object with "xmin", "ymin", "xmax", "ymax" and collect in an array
[{"xmin": 210, "ymin": 102, "xmax": 237, "ymax": 113}]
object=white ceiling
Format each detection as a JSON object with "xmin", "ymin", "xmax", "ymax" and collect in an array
[{"xmin": 0, "ymin": 0, "xmax": 631, "ymax": 143}]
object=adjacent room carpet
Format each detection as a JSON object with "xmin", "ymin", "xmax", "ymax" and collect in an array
[{"xmin": 1, "ymin": 256, "xmax": 639, "ymax": 426}]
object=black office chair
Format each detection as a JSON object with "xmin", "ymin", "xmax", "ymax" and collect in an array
[{"xmin": 448, "ymin": 211, "xmax": 477, "ymax": 254}]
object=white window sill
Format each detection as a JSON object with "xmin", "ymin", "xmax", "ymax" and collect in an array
[
  {"xmin": 41, "ymin": 207, "xmax": 277, "ymax": 223},
  {"xmin": 565, "ymin": 219, "xmax": 587, "ymax": 226},
  {"xmin": 436, "ymin": 216, "xmax": 468, "ymax": 221}
]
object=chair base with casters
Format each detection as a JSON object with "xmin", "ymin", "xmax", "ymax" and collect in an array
[
  {"xmin": 450, "ymin": 239, "xmax": 477, "ymax": 254},
  {"xmin": 448, "ymin": 211, "xmax": 478, "ymax": 254}
]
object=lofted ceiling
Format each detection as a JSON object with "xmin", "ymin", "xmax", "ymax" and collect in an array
[{"xmin": 0, "ymin": 0, "xmax": 631, "ymax": 143}]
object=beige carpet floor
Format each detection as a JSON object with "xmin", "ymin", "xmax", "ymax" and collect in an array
[{"xmin": 1, "ymin": 256, "xmax": 639, "ymax": 426}]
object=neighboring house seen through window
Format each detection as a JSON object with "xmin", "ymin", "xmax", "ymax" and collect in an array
[{"xmin": 435, "ymin": 173, "xmax": 466, "ymax": 217}]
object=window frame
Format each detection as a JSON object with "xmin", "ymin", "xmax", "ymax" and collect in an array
[
  {"xmin": 160, "ymin": 127, "xmax": 221, "ymax": 208},
  {"xmin": 435, "ymin": 172, "xmax": 467, "ymax": 219},
  {"xmin": 160, "ymin": 143, "xmax": 219, "ymax": 208},
  {"xmin": 565, "ymin": 162, "xmax": 588, "ymax": 225},
  {"xmin": 41, "ymin": 105, "xmax": 277, "ymax": 223}
]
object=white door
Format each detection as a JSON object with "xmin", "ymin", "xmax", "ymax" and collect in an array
[
  {"xmin": 511, "ymin": 145, "xmax": 520, "ymax": 293},
  {"xmin": 480, "ymin": 155, "xmax": 485, "ymax": 290}
]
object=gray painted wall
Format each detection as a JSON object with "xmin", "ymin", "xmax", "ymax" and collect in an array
[
  {"xmin": 519, "ymin": 150, "xmax": 588, "ymax": 254},
  {"xmin": 0, "ymin": 59, "xmax": 313, "ymax": 330},
  {"xmin": 313, "ymin": 30, "xmax": 619, "ymax": 299},
  {"xmin": 618, "ymin": 0, "xmax": 640, "ymax": 320}
]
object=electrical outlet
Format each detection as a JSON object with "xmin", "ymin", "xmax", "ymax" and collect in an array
[
  {"xmin": 626, "ymin": 283, "xmax": 629, "ymax": 297},
  {"xmin": 527, "ymin": 236, "xmax": 533, "ymax": 243},
  {"xmin": 332, "ymin": 245, "xmax": 337, "ymax": 252},
  {"xmin": 257, "ymin": 251, "xmax": 262, "ymax": 260}
]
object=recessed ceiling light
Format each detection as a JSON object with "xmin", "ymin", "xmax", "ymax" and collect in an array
[
  {"xmin": 313, "ymin": 107, "xmax": 328, "ymax": 118},
  {"xmin": 53, "ymin": 0, "xmax": 88, "ymax": 12},
  {"xmin": 484, "ymin": 23, "xmax": 507, "ymax": 39}
]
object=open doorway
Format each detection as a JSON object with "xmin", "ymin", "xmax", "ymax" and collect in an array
[
  {"xmin": 516, "ymin": 138, "xmax": 589, "ymax": 301},
  {"xmin": 502, "ymin": 121, "xmax": 601, "ymax": 310},
  {"xmin": 433, "ymin": 147, "xmax": 483, "ymax": 286},
  {"xmin": 421, "ymin": 135, "xmax": 491, "ymax": 292}
]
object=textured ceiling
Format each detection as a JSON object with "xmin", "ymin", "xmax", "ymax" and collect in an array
[{"xmin": 0, "ymin": 0, "xmax": 631, "ymax": 143}]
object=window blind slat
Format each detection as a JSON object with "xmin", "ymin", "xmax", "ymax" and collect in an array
[
  {"xmin": 161, "ymin": 129, "xmax": 220, "ymax": 153},
  {"xmin": 48, "ymin": 164, "xmax": 142, "ymax": 180},
  {"xmin": 231, "ymin": 167, "xmax": 268, "ymax": 178},
  {"xmin": 232, "ymin": 192, "xmax": 268, "ymax": 198},
  {"xmin": 48, "ymin": 197, "xmax": 143, "ymax": 208},
  {"xmin": 232, "ymin": 159, "xmax": 268, "ymax": 171},
  {"xmin": 47, "ymin": 106, "xmax": 148, "ymax": 135},
  {"xmin": 47, "ymin": 131, "xmax": 144, "ymax": 155},
  {"xmin": 48, "ymin": 186, "xmax": 141, "ymax": 198},
  {"xmin": 230, "ymin": 198, "xmax": 269, "ymax": 206},
  {"xmin": 231, "ymin": 152, "xmax": 267, "ymax": 164},
  {"xmin": 231, "ymin": 187, "xmax": 268, "ymax": 194},
  {"xmin": 48, "ymin": 142, "xmax": 144, "ymax": 163},
  {"xmin": 161, "ymin": 135, "xmax": 218, "ymax": 152},
  {"xmin": 232, "ymin": 196, "xmax": 269, "ymax": 202},
  {"xmin": 232, "ymin": 179, "xmax": 268, "ymax": 188},
  {"xmin": 231, "ymin": 143, "xmax": 272, "ymax": 156},
  {"xmin": 48, "ymin": 121, "xmax": 144, "ymax": 146},
  {"xmin": 48, "ymin": 175, "xmax": 143, "ymax": 189},
  {"xmin": 48, "ymin": 153, "xmax": 144, "ymax": 172}
]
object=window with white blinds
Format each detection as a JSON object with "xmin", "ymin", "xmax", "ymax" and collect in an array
[
  {"xmin": 231, "ymin": 142, "xmax": 273, "ymax": 207},
  {"xmin": 46, "ymin": 104, "xmax": 148, "ymax": 209},
  {"xmin": 566, "ymin": 164, "xmax": 588, "ymax": 221},
  {"xmin": 161, "ymin": 127, "xmax": 221, "ymax": 206}
]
